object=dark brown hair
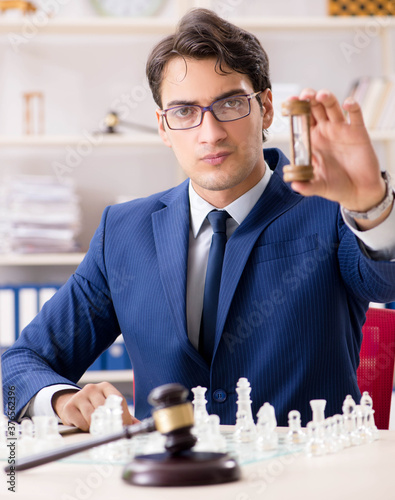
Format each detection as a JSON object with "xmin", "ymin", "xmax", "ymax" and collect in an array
[{"xmin": 146, "ymin": 8, "xmax": 271, "ymax": 109}]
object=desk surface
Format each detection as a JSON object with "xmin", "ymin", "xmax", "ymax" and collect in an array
[{"xmin": 2, "ymin": 430, "xmax": 394, "ymax": 499}]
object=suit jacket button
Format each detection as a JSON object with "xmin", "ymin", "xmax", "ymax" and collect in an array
[{"xmin": 213, "ymin": 389, "xmax": 227, "ymax": 402}]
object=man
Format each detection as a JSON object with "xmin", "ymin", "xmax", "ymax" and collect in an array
[{"xmin": 3, "ymin": 9, "xmax": 395, "ymax": 429}]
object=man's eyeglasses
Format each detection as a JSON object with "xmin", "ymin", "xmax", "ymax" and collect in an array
[{"xmin": 159, "ymin": 91, "xmax": 262, "ymax": 131}]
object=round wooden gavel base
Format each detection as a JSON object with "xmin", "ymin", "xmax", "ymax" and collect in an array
[
  {"xmin": 283, "ymin": 164, "xmax": 314, "ymax": 183},
  {"xmin": 122, "ymin": 450, "xmax": 241, "ymax": 487}
]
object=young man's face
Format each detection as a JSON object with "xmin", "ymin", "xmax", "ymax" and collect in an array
[{"xmin": 157, "ymin": 57, "xmax": 274, "ymax": 207}]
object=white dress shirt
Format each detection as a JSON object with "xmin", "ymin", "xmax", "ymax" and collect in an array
[{"xmin": 26, "ymin": 162, "xmax": 395, "ymax": 419}]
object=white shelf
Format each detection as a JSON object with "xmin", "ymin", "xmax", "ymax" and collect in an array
[
  {"xmin": 0, "ymin": 16, "xmax": 394, "ymax": 36},
  {"xmin": 0, "ymin": 17, "xmax": 177, "ymax": 35},
  {"xmin": 267, "ymin": 130, "xmax": 395, "ymax": 143},
  {"xmin": 0, "ymin": 134, "xmax": 163, "ymax": 147},
  {"xmin": 0, "ymin": 252, "xmax": 85, "ymax": 266},
  {"xmin": 0, "ymin": 130, "xmax": 393, "ymax": 148},
  {"xmin": 79, "ymin": 369, "xmax": 133, "ymax": 384}
]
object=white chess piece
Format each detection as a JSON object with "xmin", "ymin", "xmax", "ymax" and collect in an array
[
  {"xmin": 360, "ymin": 391, "xmax": 379, "ymax": 441},
  {"xmin": 18, "ymin": 420, "xmax": 35, "ymax": 457},
  {"xmin": 305, "ymin": 421, "xmax": 326, "ymax": 457},
  {"xmin": 89, "ymin": 395, "xmax": 125, "ymax": 461},
  {"xmin": 286, "ymin": 410, "xmax": 306, "ymax": 448},
  {"xmin": 191, "ymin": 386, "xmax": 209, "ymax": 427},
  {"xmin": 323, "ymin": 417, "xmax": 343, "ymax": 454},
  {"xmin": 194, "ymin": 414, "xmax": 227, "ymax": 452},
  {"xmin": 342, "ymin": 394, "xmax": 361, "ymax": 446},
  {"xmin": 32, "ymin": 416, "xmax": 62, "ymax": 453},
  {"xmin": 256, "ymin": 402, "xmax": 278, "ymax": 451},
  {"xmin": 104, "ymin": 394, "xmax": 124, "ymax": 433},
  {"xmin": 332, "ymin": 414, "xmax": 347, "ymax": 451},
  {"xmin": 234, "ymin": 378, "xmax": 257, "ymax": 443},
  {"xmin": 310, "ymin": 399, "xmax": 326, "ymax": 425},
  {"xmin": 333, "ymin": 414, "xmax": 350, "ymax": 448}
]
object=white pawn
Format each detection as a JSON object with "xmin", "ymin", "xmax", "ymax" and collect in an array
[
  {"xmin": 208, "ymin": 414, "xmax": 227, "ymax": 452},
  {"xmin": 45, "ymin": 416, "xmax": 63, "ymax": 447},
  {"xmin": 360, "ymin": 391, "xmax": 379, "ymax": 441},
  {"xmin": 342, "ymin": 395, "xmax": 360, "ymax": 446},
  {"xmin": 286, "ymin": 410, "xmax": 306, "ymax": 448},
  {"xmin": 191, "ymin": 386, "xmax": 209, "ymax": 428},
  {"xmin": 305, "ymin": 421, "xmax": 326, "ymax": 457},
  {"xmin": 331, "ymin": 416, "xmax": 345, "ymax": 452},
  {"xmin": 234, "ymin": 378, "xmax": 256, "ymax": 443},
  {"xmin": 19, "ymin": 419, "xmax": 35, "ymax": 457},
  {"xmin": 323, "ymin": 417, "xmax": 342, "ymax": 454},
  {"xmin": 104, "ymin": 394, "xmax": 124, "ymax": 433},
  {"xmin": 90, "ymin": 406, "xmax": 106, "ymax": 436},
  {"xmin": 333, "ymin": 414, "xmax": 349, "ymax": 448},
  {"xmin": 256, "ymin": 402, "xmax": 278, "ymax": 451},
  {"xmin": 355, "ymin": 404, "xmax": 372, "ymax": 444},
  {"xmin": 32, "ymin": 416, "xmax": 60, "ymax": 453},
  {"xmin": 194, "ymin": 414, "xmax": 227, "ymax": 453}
]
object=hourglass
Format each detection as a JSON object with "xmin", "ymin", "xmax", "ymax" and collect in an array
[{"xmin": 281, "ymin": 100, "xmax": 314, "ymax": 183}]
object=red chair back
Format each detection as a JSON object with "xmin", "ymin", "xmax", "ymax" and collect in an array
[{"xmin": 357, "ymin": 308, "xmax": 395, "ymax": 429}]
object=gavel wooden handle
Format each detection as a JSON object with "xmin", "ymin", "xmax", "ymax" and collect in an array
[{"xmin": 4, "ymin": 417, "xmax": 156, "ymax": 473}]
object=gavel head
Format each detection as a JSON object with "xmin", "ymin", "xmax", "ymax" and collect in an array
[{"xmin": 148, "ymin": 383, "xmax": 197, "ymax": 454}]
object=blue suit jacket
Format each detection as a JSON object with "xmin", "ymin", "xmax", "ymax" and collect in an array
[{"xmin": 3, "ymin": 148, "xmax": 395, "ymax": 426}]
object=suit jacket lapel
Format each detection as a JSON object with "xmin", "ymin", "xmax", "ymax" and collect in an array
[
  {"xmin": 152, "ymin": 181, "xmax": 208, "ymax": 369},
  {"xmin": 213, "ymin": 169, "xmax": 303, "ymax": 359}
]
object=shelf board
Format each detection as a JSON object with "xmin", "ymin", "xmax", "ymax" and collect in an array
[
  {"xmin": 265, "ymin": 130, "xmax": 395, "ymax": 143},
  {"xmin": 0, "ymin": 252, "xmax": 86, "ymax": 266},
  {"xmin": 0, "ymin": 16, "xmax": 394, "ymax": 36},
  {"xmin": 0, "ymin": 134, "xmax": 163, "ymax": 147},
  {"xmin": 369, "ymin": 129, "xmax": 395, "ymax": 141},
  {"xmin": 0, "ymin": 17, "xmax": 177, "ymax": 35},
  {"xmin": 0, "ymin": 130, "xmax": 393, "ymax": 148},
  {"xmin": 79, "ymin": 369, "xmax": 133, "ymax": 384}
]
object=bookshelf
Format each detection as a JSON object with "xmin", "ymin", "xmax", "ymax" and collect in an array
[
  {"xmin": 0, "ymin": 253, "xmax": 85, "ymax": 267},
  {"xmin": 1, "ymin": 1, "xmax": 394, "ymax": 384},
  {"xmin": 79, "ymin": 369, "xmax": 133, "ymax": 384}
]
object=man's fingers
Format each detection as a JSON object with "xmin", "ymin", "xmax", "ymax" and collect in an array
[
  {"xmin": 61, "ymin": 399, "xmax": 92, "ymax": 431},
  {"xmin": 53, "ymin": 382, "xmax": 137, "ymax": 431},
  {"xmin": 343, "ymin": 96, "xmax": 365, "ymax": 126},
  {"xmin": 315, "ymin": 90, "xmax": 345, "ymax": 123},
  {"xmin": 299, "ymin": 88, "xmax": 326, "ymax": 125},
  {"xmin": 97, "ymin": 381, "xmax": 138, "ymax": 424}
]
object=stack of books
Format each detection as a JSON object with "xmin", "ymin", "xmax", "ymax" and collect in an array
[
  {"xmin": 349, "ymin": 76, "xmax": 395, "ymax": 130},
  {"xmin": 0, "ymin": 175, "xmax": 81, "ymax": 254}
]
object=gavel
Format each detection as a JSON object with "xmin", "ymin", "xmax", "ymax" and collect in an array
[{"xmin": 4, "ymin": 383, "xmax": 240, "ymax": 487}]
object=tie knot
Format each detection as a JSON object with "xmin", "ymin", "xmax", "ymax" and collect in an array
[{"xmin": 207, "ymin": 210, "xmax": 230, "ymax": 234}]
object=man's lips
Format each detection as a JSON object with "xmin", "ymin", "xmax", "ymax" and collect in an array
[{"xmin": 201, "ymin": 151, "xmax": 231, "ymax": 166}]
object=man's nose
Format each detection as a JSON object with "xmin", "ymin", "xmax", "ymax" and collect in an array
[{"xmin": 197, "ymin": 109, "xmax": 227, "ymax": 143}]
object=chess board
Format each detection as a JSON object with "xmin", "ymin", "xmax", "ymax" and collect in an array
[
  {"xmin": 328, "ymin": 0, "xmax": 395, "ymax": 15},
  {"xmin": 0, "ymin": 429, "xmax": 301, "ymax": 469},
  {"xmin": 62, "ymin": 430, "xmax": 300, "ymax": 467}
]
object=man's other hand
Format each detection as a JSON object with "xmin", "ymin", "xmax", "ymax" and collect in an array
[{"xmin": 52, "ymin": 382, "xmax": 139, "ymax": 431}]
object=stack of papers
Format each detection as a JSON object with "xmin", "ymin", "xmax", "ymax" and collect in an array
[{"xmin": 0, "ymin": 175, "xmax": 81, "ymax": 254}]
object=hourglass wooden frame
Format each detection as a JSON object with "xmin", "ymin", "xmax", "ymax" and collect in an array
[{"xmin": 281, "ymin": 99, "xmax": 314, "ymax": 183}]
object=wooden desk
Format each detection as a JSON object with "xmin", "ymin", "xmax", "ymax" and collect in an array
[{"xmin": 2, "ymin": 430, "xmax": 394, "ymax": 499}]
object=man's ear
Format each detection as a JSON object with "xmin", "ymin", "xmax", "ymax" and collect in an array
[
  {"xmin": 261, "ymin": 88, "xmax": 274, "ymax": 129},
  {"xmin": 156, "ymin": 109, "xmax": 172, "ymax": 148}
]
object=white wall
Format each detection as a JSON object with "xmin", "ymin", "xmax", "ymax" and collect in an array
[{"xmin": 0, "ymin": 0, "xmax": 393, "ymax": 276}]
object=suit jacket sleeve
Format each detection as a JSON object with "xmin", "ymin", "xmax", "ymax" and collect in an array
[
  {"xmin": 337, "ymin": 208, "xmax": 395, "ymax": 304},
  {"xmin": 2, "ymin": 206, "xmax": 121, "ymax": 419}
]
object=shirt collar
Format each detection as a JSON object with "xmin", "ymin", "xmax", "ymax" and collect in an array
[{"xmin": 189, "ymin": 162, "xmax": 273, "ymax": 238}]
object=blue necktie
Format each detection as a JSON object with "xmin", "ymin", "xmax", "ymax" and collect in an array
[{"xmin": 199, "ymin": 210, "xmax": 230, "ymax": 364}]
